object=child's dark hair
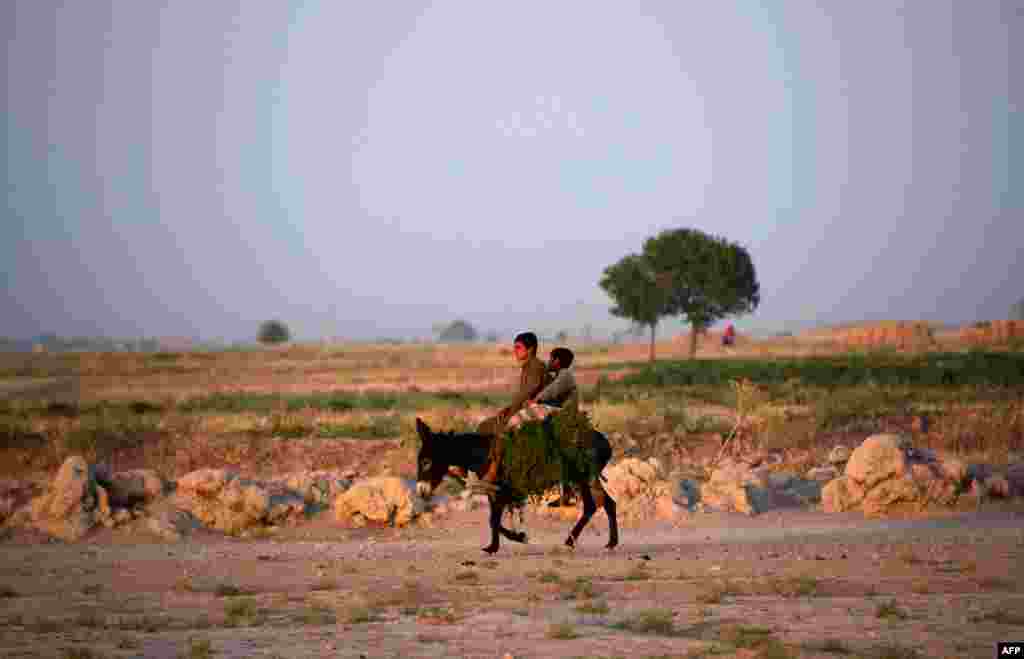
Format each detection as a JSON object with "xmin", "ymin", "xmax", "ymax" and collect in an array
[
  {"xmin": 513, "ymin": 332, "xmax": 538, "ymax": 351},
  {"xmin": 550, "ymin": 347, "xmax": 574, "ymax": 368}
]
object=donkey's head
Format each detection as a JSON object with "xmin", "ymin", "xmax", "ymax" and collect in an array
[{"xmin": 414, "ymin": 418, "xmax": 450, "ymax": 499}]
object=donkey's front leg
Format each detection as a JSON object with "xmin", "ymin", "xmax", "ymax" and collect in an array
[
  {"xmin": 565, "ymin": 486, "xmax": 597, "ymax": 549},
  {"xmin": 497, "ymin": 501, "xmax": 528, "ymax": 544},
  {"xmin": 482, "ymin": 497, "xmax": 504, "ymax": 554}
]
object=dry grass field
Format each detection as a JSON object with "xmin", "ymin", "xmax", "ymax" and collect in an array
[{"xmin": 0, "ymin": 328, "xmax": 1022, "ymax": 658}]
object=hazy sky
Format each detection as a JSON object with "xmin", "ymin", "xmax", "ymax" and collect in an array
[{"xmin": 4, "ymin": 2, "xmax": 1021, "ymax": 342}]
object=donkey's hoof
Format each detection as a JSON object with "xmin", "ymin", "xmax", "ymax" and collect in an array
[
  {"xmin": 512, "ymin": 532, "xmax": 528, "ymax": 544},
  {"xmin": 604, "ymin": 540, "xmax": 618, "ymax": 550},
  {"xmin": 481, "ymin": 544, "xmax": 499, "ymax": 555},
  {"xmin": 564, "ymin": 536, "xmax": 576, "ymax": 549}
]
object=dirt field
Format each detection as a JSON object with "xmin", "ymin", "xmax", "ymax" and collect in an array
[
  {"xmin": 2, "ymin": 502, "xmax": 1023, "ymax": 659},
  {"xmin": 2, "ymin": 335, "xmax": 1022, "ymax": 658}
]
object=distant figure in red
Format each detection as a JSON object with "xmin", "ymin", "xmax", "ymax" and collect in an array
[{"xmin": 722, "ymin": 323, "xmax": 736, "ymax": 347}]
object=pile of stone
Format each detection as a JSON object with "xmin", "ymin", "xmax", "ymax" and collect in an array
[
  {"xmin": 822, "ymin": 434, "xmax": 1024, "ymax": 515},
  {"xmin": 2, "ymin": 455, "xmax": 442, "ymax": 542}
]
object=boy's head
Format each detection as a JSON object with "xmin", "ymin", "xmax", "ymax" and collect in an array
[
  {"xmin": 549, "ymin": 347, "xmax": 574, "ymax": 370},
  {"xmin": 513, "ymin": 332, "xmax": 538, "ymax": 360}
]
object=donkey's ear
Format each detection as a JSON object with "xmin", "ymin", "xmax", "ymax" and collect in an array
[{"xmin": 415, "ymin": 417, "xmax": 431, "ymax": 439}]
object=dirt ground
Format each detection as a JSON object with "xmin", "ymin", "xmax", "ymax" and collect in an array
[{"xmin": 2, "ymin": 502, "xmax": 1022, "ymax": 659}]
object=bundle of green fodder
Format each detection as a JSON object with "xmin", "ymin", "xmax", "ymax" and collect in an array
[{"xmin": 500, "ymin": 406, "xmax": 596, "ymax": 499}]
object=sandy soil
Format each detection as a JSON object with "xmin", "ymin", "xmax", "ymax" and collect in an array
[{"xmin": 2, "ymin": 502, "xmax": 1023, "ymax": 659}]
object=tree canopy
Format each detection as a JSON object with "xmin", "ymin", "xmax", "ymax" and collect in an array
[
  {"xmin": 599, "ymin": 253, "xmax": 672, "ymax": 361},
  {"xmin": 438, "ymin": 319, "xmax": 478, "ymax": 342},
  {"xmin": 257, "ymin": 320, "xmax": 291, "ymax": 345},
  {"xmin": 600, "ymin": 228, "xmax": 760, "ymax": 360}
]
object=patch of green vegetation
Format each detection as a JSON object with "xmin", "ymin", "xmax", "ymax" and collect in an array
[
  {"xmin": 316, "ymin": 414, "xmax": 402, "ymax": 439},
  {"xmin": 874, "ymin": 599, "xmax": 908, "ymax": 621},
  {"xmin": 223, "ymin": 597, "xmax": 260, "ymax": 627},
  {"xmin": 64, "ymin": 410, "xmax": 157, "ymax": 457},
  {"xmin": 0, "ymin": 415, "xmax": 45, "ymax": 449},
  {"xmin": 575, "ymin": 599, "xmax": 609, "ymax": 614},
  {"xmin": 301, "ymin": 603, "xmax": 337, "ymax": 625},
  {"xmin": 546, "ymin": 621, "xmax": 579, "ymax": 639},
  {"xmin": 621, "ymin": 352, "xmax": 1024, "ymax": 388},
  {"xmin": 417, "ymin": 606, "xmax": 458, "ymax": 624},
  {"xmin": 718, "ymin": 624, "xmax": 774, "ymax": 648},
  {"xmin": 697, "ymin": 580, "xmax": 740, "ymax": 604},
  {"xmin": 178, "ymin": 390, "xmax": 498, "ymax": 415},
  {"xmin": 560, "ymin": 576, "xmax": 595, "ymax": 600},
  {"xmin": 61, "ymin": 648, "xmax": 108, "ymax": 659},
  {"xmin": 614, "ymin": 608, "xmax": 676, "ymax": 635},
  {"xmin": 536, "ymin": 570, "xmax": 562, "ymax": 584},
  {"xmin": 182, "ymin": 638, "xmax": 214, "ymax": 659},
  {"xmin": 807, "ymin": 638, "xmax": 852, "ymax": 654},
  {"xmin": 214, "ymin": 583, "xmax": 246, "ymax": 597},
  {"xmin": 624, "ymin": 564, "xmax": 651, "ymax": 581},
  {"xmin": 771, "ymin": 575, "xmax": 819, "ymax": 598},
  {"xmin": 968, "ymin": 609, "xmax": 1024, "ymax": 625},
  {"xmin": 871, "ymin": 643, "xmax": 920, "ymax": 659}
]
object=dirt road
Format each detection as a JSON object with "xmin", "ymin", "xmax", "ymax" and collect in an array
[{"xmin": 1, "ymin": 505, "xmax": 1022, "ymax": 659}]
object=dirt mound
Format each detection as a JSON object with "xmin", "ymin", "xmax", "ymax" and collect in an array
[
  {"xmin": 804, "ymin": 321, "xmax": 938, "ymax": 350},
  {"xmin": 958, "ymin": 320, "xmax": 1024, "ymax": 345}
]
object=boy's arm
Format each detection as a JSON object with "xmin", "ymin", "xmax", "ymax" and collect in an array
[{"xmin": 534, "ymin": 369, "xmax": 575, "ymax": 404}]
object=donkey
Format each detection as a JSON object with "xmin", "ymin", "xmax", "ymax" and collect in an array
[{"xmin": 414, "ymin": 418, "xmax": 619, "ymax": 554}]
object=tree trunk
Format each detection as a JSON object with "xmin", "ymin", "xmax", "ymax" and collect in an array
[
  {"xmin": 689, "ymin": 325, "xmax": 699, "ymax": 359},
  {"xmin": 649, "ymin": 323, "xmax": 657, "ymax": 363}
]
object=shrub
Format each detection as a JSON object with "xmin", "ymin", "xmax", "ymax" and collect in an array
[{"xmin": 258, "ymin": 320, "xmax": 291, "ymax": 345}]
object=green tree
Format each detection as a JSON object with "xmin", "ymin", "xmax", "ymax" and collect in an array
[
  {"xmin": 438, "ymin": 319, "xmax": 478, "ymax": 342},
  {"xmin": 599, "ymin": 254, "xmax": 672, "ymax": 362},
  {"xmin": 258, "ymin": 320, "xmax": 291, "ymax": 345},
  {"xmin": 642, "ymin": 228, "xmax": 760, "ymax": 358}
]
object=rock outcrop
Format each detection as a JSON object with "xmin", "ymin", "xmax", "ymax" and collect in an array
[
  {"xmin": 273, "ymin": 471, "xmax": 353, "ymax": 506},
  {"xmin": 822, "ymin": 434, "xmax": 972, "ymax": 515},
  {"xmin": 333, "ymin": 477, "xmax": 425, "ymax": 527},
  {"xmin": 27, "ymin": 456, "xmax": 111, "ymax": 541},
  {"xmin": 174, "ymin": 469, "xmax": 305, "ymax": 534},
  {"xmin": 100, "ymin": 469, "xmax": 167, "ymax": 507}
]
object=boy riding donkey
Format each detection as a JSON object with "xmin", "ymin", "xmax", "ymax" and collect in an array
[{"xmin": 476, "ymin": 333, "xmax": 579, "ymax": 504}]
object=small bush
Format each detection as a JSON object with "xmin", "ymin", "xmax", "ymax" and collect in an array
[
  {"xmin": 301, "ymin": 603, "xmax": 337, "ymax": 625},
  {"xmin": 624, "ymin": 565, "xmax": 650, "ymax": 581},
  {"xmin": 214, "ymin": 583, "xmax": 245, "ymax": 597},
  {"xmin": 719, "ymin": 624, "xmax": 775, "ymax": 649},
  {"xmin": 546, "ymin": 621, "xmax": 579, "ymax": 639},
  {"xmin": 560, "ymin": 576, "xmax": 595, "ymax": 600},
  {"xmin": 575, "ymin": 599, "xmax": 609, "ymax": 614},
  {"xmin": 224, "ymin": 597, "xmax": 258, "ymax": 626},
  {"xmin": 182, "ymin": 638, "xmax": 214, "ymax": 659},
  {"xmin": 536, "ymin": 570, "xmax": 561, "ymax": 584},
  {"xmin": 874, "ymin": 599, "xmax": 908, "ymax": 620},
  {"xmin": 872, "ymin": 644, "xmax": 920, "ymax": 659},
  {"xmin": 615, "ymin": 608, "xmax": 675, "ymax": 635}
]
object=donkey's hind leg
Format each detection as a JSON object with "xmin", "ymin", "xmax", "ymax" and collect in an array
[
  {"xmin": 598, "ymin": 483, "xmax": 618, "ymax": 549},
  {"xmin": 565, "ymin": 485, "xmax": 597, "ymax": 549},
  {"xmin": 482, "ymin": 497, "xmax": 504, "ymax": 554}
]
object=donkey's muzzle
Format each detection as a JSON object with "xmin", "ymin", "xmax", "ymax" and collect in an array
[{"xmin": 416, "ymin": 481, "xmax": 433, "ymax": 499}]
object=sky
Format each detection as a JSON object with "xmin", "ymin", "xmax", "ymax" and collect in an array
[{"xmin": 3, "ymin": 1, "xmax": 1021, "ymax": 342}]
